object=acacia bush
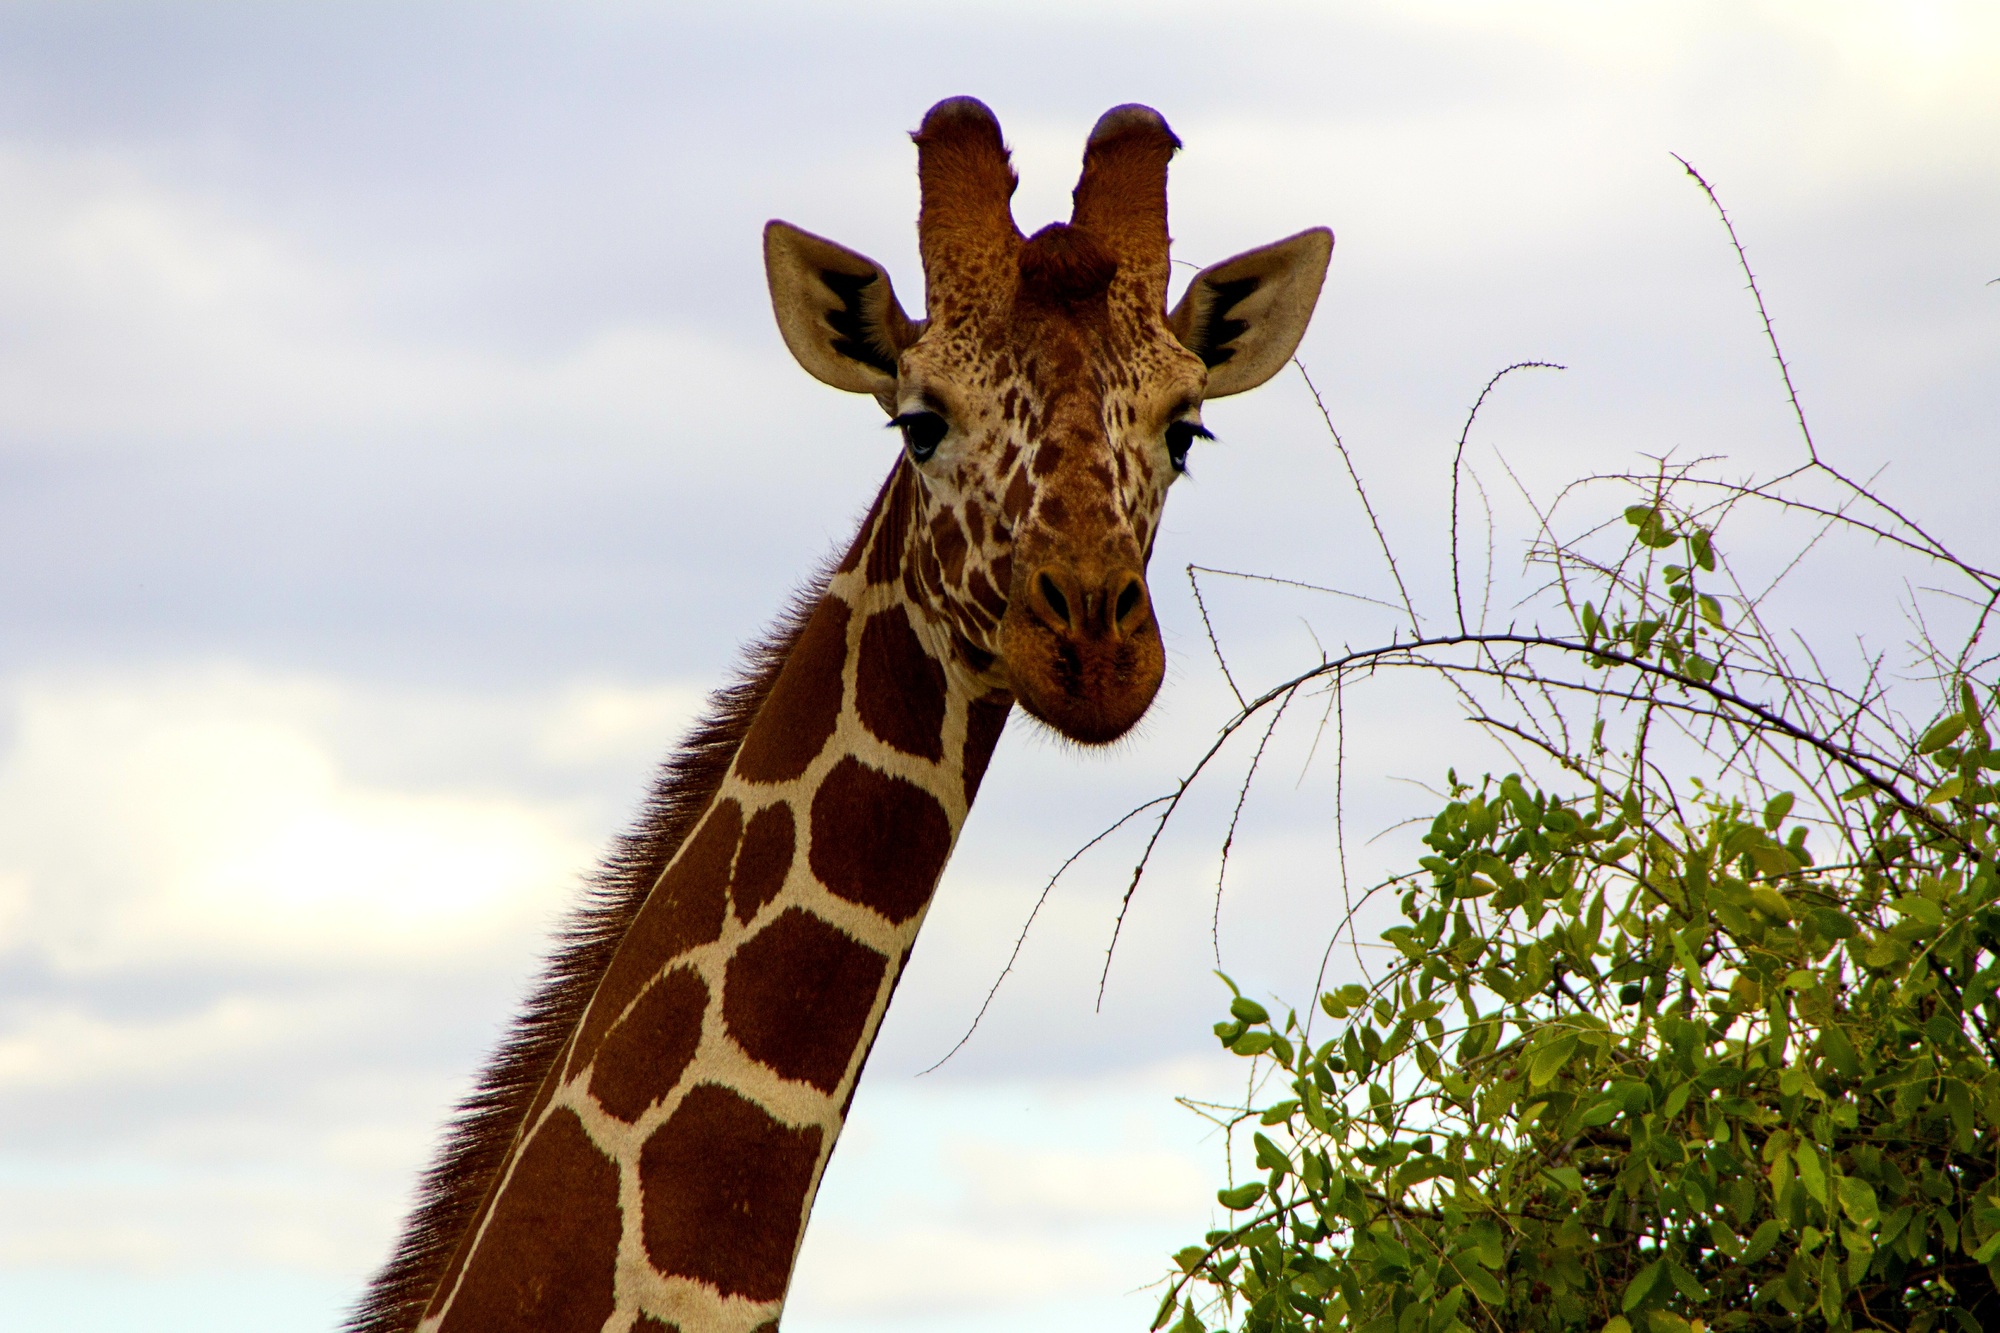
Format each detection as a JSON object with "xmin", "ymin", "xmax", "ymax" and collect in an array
[{"xmin": 1130, "ymin": 172, "xmax": 1999, "ymax": 1333}]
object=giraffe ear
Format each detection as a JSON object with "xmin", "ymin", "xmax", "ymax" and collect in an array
[
  {"xmin": 1169, "ymin": 227, "xmax": 1332, "ymax": 398},
  {"xmin": 765, "ymin": 221, "xmax": 924, "ymax": 403}
]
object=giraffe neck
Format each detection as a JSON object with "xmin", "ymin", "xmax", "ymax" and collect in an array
[{"xmin": 414, "ymin": 461, "xmax": 1012, "ymax": 1333}]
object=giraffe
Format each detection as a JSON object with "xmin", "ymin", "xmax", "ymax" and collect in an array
[{"xmin": 350, "ymin": 96, "xmax": 1331, "ymax": 1333}]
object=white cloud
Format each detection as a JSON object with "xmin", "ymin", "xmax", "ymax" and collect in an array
[
  {"xmin": 0, "ymin": 667, "xmax": 598, "ymax": 971},
  {"xmin": 792, "ymin": 1226, "xmax": 1112, "ymax": 1315},
  {"xmin": 533, "ymin": 680, "xmax": 706, "ymax": 770},
  {"xmin": 0, "ymin": 994, "xmax": 298, "ymax": 1092},
  {"xmin": 0, "ymin": 146, "xmax": 811, "ymax": 452},
  {"xmin": 0, "ymin": 665, "xmax": 714, "ymax": 1297},
  {"xmin": 956, "ymin": 1142, "xmax": 1211, "ymax": 1220},
  {"xmin": 788, "ymin": 1062, "xmax": 1241, "ymax": 1326}
]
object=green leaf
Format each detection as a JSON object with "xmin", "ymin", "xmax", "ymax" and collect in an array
[
  {"xmin": 1621, "ymin": 1258, "xmax": 1663, "ymax": 1312},
  {"xmin": 1698, "ymin": 594, "xmax": 1724, "ymax": 628},
  {"xmin": 1819, "ymin": 1025, "xmax": 1860, "ymax": 1080},
  {"xmin": 1742, "ymin": 1218, "xmax": 1784, "ymax": 1263},
  {"xmin": 1794, "ymin": 1144, "xmax": 1828, "ymax": 1206},
  {"xmin": 1230, "ymin": 997, "xmax": 1270, "ymax": 1024},
  {"xmin": 1217, "ymin": 1182, "xmax": 1265, "ymax": 1210},
  {"xmin": 1543, "ymin": 1166, "xmax": 1585, "ymax": 1193},
  {"xmin": 1807, "ymin": 907, "xmax": 1857, "ymax": 940},
  {"xmin": 1890, "ymin": 895, "xmax": 1945, "ymax": 928},
  {"xmin": 1763, "ymin": 791, "xmax": 1795, "ymax": 829},
  {"xmin": 1457, "ymin": 1263, "xmax": 1504, "ymax": 1304},
  {"xmin": 1750, "ymin": 885, "xmax": 1795, "ymax": 918},
  {"xmin": 1253, "ymin": 1133, "xmax": 1291, "ymax": 1175},
  {"xmin": 1602, "ymin": 1321, "xmax": 1633, "ymax": 1333},
  {"xmin": 1580, "ymin": 1095, "xmax": 1621, "ymax": 1126},
  {"xmin": 1973, "ymin": 1232, "xmax": 2000, "ymax": 1264},
  {"xmin": 1667, "ymin": 1262, "xmax": 1708, "ymax": 1301},
  {"xmin": 1529, "ymin": 1033, "xmax": 1579, "ymax": 1086},
  {"xmin": 1748, "ymin": 844, "xmax": 1799, "ymax": 877},
  {"xmin": 1925, "ymin": 775, "xmax": 1965, "ymax": 805},
  {"xmin": 1919, "ymin": 713, "xmax": 1969, "ymax": 754},
  {"xmin": 1837, "ymin": 1176, "xmax": 1879, "ymax": 1226},
  {"xmin": 1469, "ymin": 1219, "xmax": 1505, "ymax": 1268}
]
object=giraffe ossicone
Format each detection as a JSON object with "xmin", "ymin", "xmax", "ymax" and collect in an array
[{"xmin": 351, "ymin": 96, "xmax": 1331, "ymax": 1333}]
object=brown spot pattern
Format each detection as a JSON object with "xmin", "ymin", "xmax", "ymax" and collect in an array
[
  {"xmin": 514, "ymin": 1046, "xmax": 565, "ymax": 1165},
  {"xmin": 963, "ymin": 697, "xmax": 1012, "ymax": 802},
  {"xmin": 967, "ymin": 568, "xmax": 1007, "ymax": 622},
  {"xmin": 734, "ymin": 600, "xmax": 849, "ymax": 784},
  {"xmin": 866, "ymin": 465, "xmax": 912, "ymax": 586},
  {"xmin": 640, "ymin": 1085, "xmax": 822, "ymax": 1302},
  {"xmin": 1003, "ymin": 468, "xmax": 1032, "ymax": 520},
  {"xmin": 435, "ymin": 1109, "xmax": 618, "ymax": 1333},
  {"xmin": 590, "ymin": 967, "xmax": 708, "ymax": 1123},
  {"xmin": 569, "ymin": 800, "xmax": 738, "ymax": 1077},
  {"xmin": 932, "ymin": 512, "xmax": 968, "ymax": 585},
  {"xmin": 723, "ymin": 908, "xmax": 887, "ymax": 1093},
  {"xmin": 808, "ymin": 757, "xmax": 953, "ymax": 925},
  {"xmin": 731, "ymin": 803, "xmax": 795, "ymax": 924},
  {"xmin": 855, "ymin": 607, "xmax": 947, "ymax": 761}
]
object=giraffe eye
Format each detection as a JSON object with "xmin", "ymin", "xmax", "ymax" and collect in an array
[
  {"xmin": 1165, "ymin": 419, "xmax": 1212, "ymax": 473},
  {"xmin": 892, "ymin": 410, "xmax": 949, "ymax": 463}
]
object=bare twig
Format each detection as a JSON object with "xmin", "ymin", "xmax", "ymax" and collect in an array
[{"xmin": 1450, "ymin": 362, "xmax": 1565, "ymax": 634}]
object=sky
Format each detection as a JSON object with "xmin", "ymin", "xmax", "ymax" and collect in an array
[{"xmin": 0, "ymin": 2, "xmax": 1995, "ymax": 1330}]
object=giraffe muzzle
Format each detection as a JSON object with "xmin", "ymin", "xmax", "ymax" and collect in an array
[{"xmin": 1001, "ymin": 560, "xmax": 1165, "ymax": 744}]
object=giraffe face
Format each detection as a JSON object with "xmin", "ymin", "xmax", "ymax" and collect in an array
[
  {"xmin": 884, "ymin": 241, "xmax": 1205, "ymax": 742},
  {"xmin": 765, "ymin": 98, "xmax": 1332, "ymax": 745}
]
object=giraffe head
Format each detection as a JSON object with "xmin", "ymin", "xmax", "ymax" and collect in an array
[{"xmin": 766, "ymin": 97, "xmax": 1329, "ymax": 744}]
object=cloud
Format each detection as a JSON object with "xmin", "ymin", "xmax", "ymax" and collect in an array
[
  {"xmin": 0, "ymin": 142, "xmax": 804, "ymax": 450},
  {"xmin": 956, "ymin": 1142, "xmax": 1211, "ymax": 1221},
  {"xmin": 0, "ymin": 664, "xmax": 714, "ymax": 1302},
  {"xmin": 792, "ymin": 1226, "xmax": 1112, "ymax": 1316},
  {"xmin": 787, "ymin": 1061, "xmax": 1240, "ymax": 1326},
  {"xmin": 0, "ymin": 667, "xmax": 603, "ymax": 971}
]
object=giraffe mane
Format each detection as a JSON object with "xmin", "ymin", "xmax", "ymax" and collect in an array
[{"xmin": 344, "ymin": 473, "xmax": 900, "ymax": 1332}]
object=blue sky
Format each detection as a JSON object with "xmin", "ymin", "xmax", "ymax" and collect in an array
[{"xmin": 0, "ymin": 3, "xmax": 1994, "ymax": 1330}]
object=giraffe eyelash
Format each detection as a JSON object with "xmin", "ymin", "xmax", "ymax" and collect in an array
[
  {"xmin": 890, "ymin": 410, "xmax": 949, "ymax": 463},
  {"xmin": 1165, "ymin": 420, "xmax": 1212, "ymax": 473}
]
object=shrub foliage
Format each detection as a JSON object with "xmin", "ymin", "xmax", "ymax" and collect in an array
[{"xmin": 1134, "ymin": 172, "xmax": 2000, "ymax": 1333}]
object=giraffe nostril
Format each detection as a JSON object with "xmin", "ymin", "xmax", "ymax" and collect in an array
[
  {"xmin": 1114, "ymin": 577, "xmax": 1143, "ymax": 627},
  {"xmin": 1038, "ymin": 573, "xmax": 1072, "ymax": 627}
]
